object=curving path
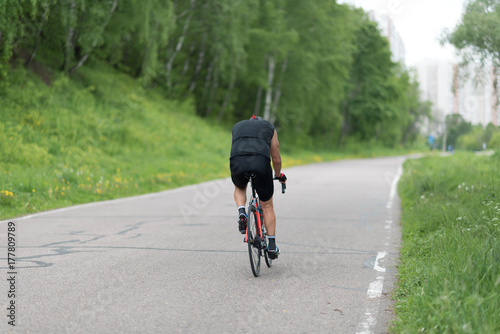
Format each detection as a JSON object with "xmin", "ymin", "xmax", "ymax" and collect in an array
[{"xmin": 0, "ymin": 156, "xmax": 405, "ymax": 333}]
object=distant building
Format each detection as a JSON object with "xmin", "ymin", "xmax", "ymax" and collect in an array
[
  {"xmin": 363, "ymin": 7, "xmax": 499, "ymax": 128},
  {"xmin": 452, "ymin": 64, "xmax": 499, "ymax": 126},
  {"xmin": 415, "ymin": 59, "xmax": 454, "ymax": 134},
  {"xmin": 368, "ymin": 11, "xmax": 406, "ymax": 65},
  {"xmin": 415, "ymin": 59, "xmax": 499, "ymax": 130}
]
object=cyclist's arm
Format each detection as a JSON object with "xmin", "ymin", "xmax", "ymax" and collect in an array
[{"xmin": 270, "ymin": 130, "xmax": 282, "ymax": 179}]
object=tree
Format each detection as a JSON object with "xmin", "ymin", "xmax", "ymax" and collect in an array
[
  {"xmin": 483, "ymin": 122, "xmax": 499, "ymax": 143},
  {"xmin": 444, "ymin": 113, "xmax": 473, "ymax": 148},
  {"xmin": 341, "ymin": 14, "xmax": 398, "ymax": 145},
  {"xmin": 233, "ymin": 0, "xmax": 293, "ymax": 123},
  {"xmin": 401, "ymin": 74, "xmax": 432, "ymax": 146},
  {"xmin": 445, "ymin": 0, "xmax": 500, "ymax": 65},
  {"xmin": 457, "ymin": 125, "xmax": 487, "ymax": 150},
  {"xmin": 275, "ymin": 0, "xmax": 357, "ymax": 148},
  {"xmin": 0, "ymin": 0, "xmax": 431, "ymax": 150},
  {"xmin": 0, "ymin": 0, "xmax": 52, "ymax": 63},
  {"xmin": 0, "ymin": 0, "xmax": 24, "ymax": 61}
]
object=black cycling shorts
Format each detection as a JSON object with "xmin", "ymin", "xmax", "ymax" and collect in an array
[{"xmin": 230, "ymin": 155, "xmax": 274, "ymax": 202}]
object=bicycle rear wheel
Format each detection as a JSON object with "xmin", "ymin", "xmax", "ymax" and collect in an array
[{"xmin": 247, "ymin": 209, "xmax": 261, "ymax": 277}]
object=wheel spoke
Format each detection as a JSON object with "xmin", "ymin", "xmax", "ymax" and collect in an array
[
  {"xmin": 247, "ymin": 209, "xmax": 260, "ymax": 277},
  {"xmin": 263, "ymin": 225, "xmax": 272, "ymax": 267}
]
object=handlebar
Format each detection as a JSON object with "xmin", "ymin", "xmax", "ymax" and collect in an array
[{"xmin": 273, "ymin": 177, "xmax": 286, "ymax": 194}]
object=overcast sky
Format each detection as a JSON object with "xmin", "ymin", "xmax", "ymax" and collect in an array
[{"xmin": 339, "ymin": 0, "xmax": 467, "ymax": 66}]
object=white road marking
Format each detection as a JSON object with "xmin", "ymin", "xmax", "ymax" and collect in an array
[
  {"xmin": 356, "ymin": 164, "xmax": 403, "ymax": 334},
  {"xmin": 373, "ymin": 251, "xmax": 387, "ymax": 273},
  {"xmin": 367, "ymin": 275, "xmax": 385, "ymax": 298},
  {"xmin": 386, "ymin": 166, "xmax": 403, "ymax": 209}
]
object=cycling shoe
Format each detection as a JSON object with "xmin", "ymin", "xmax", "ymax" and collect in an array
[{"xmin": 238, "ymin": 213, "xmax": 247, "ymax": 234}]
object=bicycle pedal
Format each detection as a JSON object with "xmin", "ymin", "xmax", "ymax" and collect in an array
[
  {"xmin": 268, "ymin": 252, "xmax": 279, "ymax": 259},
  {"xmin": 268, "ymin": 247, "xmax": 280, "ymax": 259}
]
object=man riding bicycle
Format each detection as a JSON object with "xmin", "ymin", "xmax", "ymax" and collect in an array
[{"xmin": 230, "ymin": 115, "xmax": 287, "ymax": 259}]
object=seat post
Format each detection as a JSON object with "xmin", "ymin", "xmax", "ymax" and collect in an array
[{"xmin": 250, "ymin": 175, "xmax": 256, "ymax": 199}]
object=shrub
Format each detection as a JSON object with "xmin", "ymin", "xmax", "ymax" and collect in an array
[{"xmin": 488, "ymin": 131, "xmax": 500, "ymax": 149}]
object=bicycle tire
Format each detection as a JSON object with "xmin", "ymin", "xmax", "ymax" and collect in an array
[
  {"xmin": 247, "ymin": 208, "xmax": 261, "ymax": 277},
  {"xmin": 263, "ymin": 225, "xmax": 272, "ymax": 268}
]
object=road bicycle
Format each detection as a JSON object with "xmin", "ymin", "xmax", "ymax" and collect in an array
[{"xmin": 244, "ymin": 173, "xmax": 286, "ymax": 277}]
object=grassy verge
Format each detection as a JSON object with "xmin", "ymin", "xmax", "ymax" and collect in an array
[
  {"xmin": 1, "ymin": 62, "xmax": 423, "ymax": 220},
  {"xmin": 0, "ymin": 63, "xmax": 234, "ymax": 220},
  {"xmin": 392, "ymin": 152, "xmax": 500, "ymax": 333}
]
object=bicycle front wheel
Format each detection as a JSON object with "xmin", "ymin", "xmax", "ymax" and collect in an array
[{"xmin": 247, "ymin": 209, "xmax": 261, "ymax": 277}]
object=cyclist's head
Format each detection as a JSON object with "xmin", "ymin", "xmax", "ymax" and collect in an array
[{"xmin": 250, "ymin": 114, "xmax": 264, "ymax": 120}]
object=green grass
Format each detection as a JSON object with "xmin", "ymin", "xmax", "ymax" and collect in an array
[{"xmin": 392, "ymin": 151, "xmax": 500, "ymax": 333}]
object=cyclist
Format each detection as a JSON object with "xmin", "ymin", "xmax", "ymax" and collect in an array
[{"xmin": 230, "ymin": 115, "xmax": 287, "ymax": 259}]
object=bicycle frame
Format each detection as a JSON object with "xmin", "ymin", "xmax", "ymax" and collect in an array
[{"xmin": 245, "ymin": 175, "xmax": 264, "ymax": 243}]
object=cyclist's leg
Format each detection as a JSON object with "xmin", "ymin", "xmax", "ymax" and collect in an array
[
  {"xmin": 233, "ymin": 185, "xmax": 247, "ymax": 207},
  {"xmin": 230, "ymin": 157, "xmax": 250, "ymax": 207},
  {"xmin": 261, "ymin": 198, "xmax": 279, "ymax": 258},
  {"xmin": 252, "ymin": 156, "xmax": 275, "ymax": 235},
  {"xmin": 234, "ymin": 185, "xmax": 248, "ymax": 234},
  {"xmin": 260, "ymin": 198, "xmax": 276, "ymax": 235},
  {"xmin": 230, "ymin": 157, "xmax": 250, "ymax": 233}
]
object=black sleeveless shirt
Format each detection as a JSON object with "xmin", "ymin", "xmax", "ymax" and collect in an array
[{"xmin": 230, "ymin": 119, "xmax": 275, "ymax": 159}]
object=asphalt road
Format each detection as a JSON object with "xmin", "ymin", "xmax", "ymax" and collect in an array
[{"xmin": 0, "ymin": 156, "xmax": 405, "ymax": 333}]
